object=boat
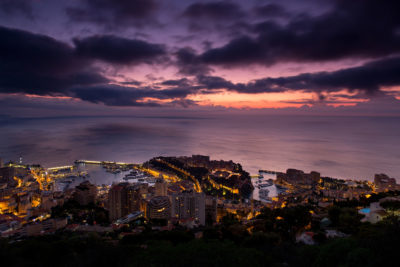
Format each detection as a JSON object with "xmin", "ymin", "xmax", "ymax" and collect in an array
[{"xmin": 123, "ymin": 171, "xmax": 148, "ymax": 181}]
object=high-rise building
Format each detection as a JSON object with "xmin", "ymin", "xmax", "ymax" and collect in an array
[
  {"xmin": 171, "ymin": 191, "xmax": 205, "ymax": 225},
  {"xmin": 108, "ymin": 183, "xmax": 125, "ymax": 221},
  {"xmin": 108, "ymin": 182, "xmax": 148, "ymax": 221},
  {"xmin": 205, "ymin": 195, "xmax": 217, "ymax": 225},
  {"xmin": 73, "ymin": 181, "xmax": 97, "ymax": 206},
  {"xmin": 0, "ymin": 166, "xmax": 29, "ymax": 185},
  {"xmin": 155, "ymin": 177, "xmax": 168, "ymax": 196},
  {"xmin": 146, "ymin": 196, "xmax": 171, "ymax": 220}
]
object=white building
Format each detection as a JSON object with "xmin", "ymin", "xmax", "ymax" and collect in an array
[{"xmin": 359, "ymin": 202, "xmax": 388, "ymax": 223}]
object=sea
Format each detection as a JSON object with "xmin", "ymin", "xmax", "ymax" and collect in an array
[{"xmin": 1, "ymin": 114, "xmax": 399, "ymax": 182}]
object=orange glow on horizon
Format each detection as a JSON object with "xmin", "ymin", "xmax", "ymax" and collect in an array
[
  {"xmin": 382, "ymin": 86, "xmax": 400, "ymax": 100},
  {"xmin": 23, "ymin": 94, "xmax": 76, "ymax": 100},
  {"xmin": 4, "ymin": 86, "xmax": 382, "ymax": 110},
  {"xmin": 190, "ymin": 90, "xmax": 313, "ymax": 109}
]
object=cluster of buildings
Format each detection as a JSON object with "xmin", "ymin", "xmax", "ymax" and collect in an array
[
  {"xmin": 0, "ymin": 162, "xmax": 71, "ymax": 237},
  {"xmin": 277, "ymin": 169, "xmax": 321, "ymax": 186},
  {"xmin": 147, "ymin": 155, "xmax": 254, "ymax": 199},
  {"xmin": 273, "ymin": 168, "xmax": 379, "ymax": 208},
  {"xmin": 108, "ymin": 177, "xmax": 217, "ymax": 227},
  {"xmin": 0, "ymin": 156, "xmax": 399, "ymax": 239},
  {"xmin": 179, "ymin": 155, "xmax": 242, "ymax": 172},
  {"xmin": 73, "ymin": 181, "xmax": 98, "ymax": 206},
  {"xmin": 0, "ymin": 158, "xmax": 227, "ymax": 238},
  {"xmin": 374, "ymin": 173, "xmax": 400, "ymax": 192}
]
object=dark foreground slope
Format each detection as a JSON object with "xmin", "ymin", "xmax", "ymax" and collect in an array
[{"xmin": 1, "ymin": 214, "xmax": 399, "ymax": 267}]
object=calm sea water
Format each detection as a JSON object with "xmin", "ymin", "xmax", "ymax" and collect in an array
[{"xmin": 1, "ymin": 115, "xmax": 399, "ymax": 181}]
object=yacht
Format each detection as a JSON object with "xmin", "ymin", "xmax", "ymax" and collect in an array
[{"xmin": 123, "ymin": 171, "xmax": 147, "ymax": 181}]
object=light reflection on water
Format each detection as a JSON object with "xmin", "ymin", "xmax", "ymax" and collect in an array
[{"xmin": 55, "ymin": 164, "xmax": 130, "ymax": 191}]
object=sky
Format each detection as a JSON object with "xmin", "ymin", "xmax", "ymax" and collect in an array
[{"xmin": 1, "ymin": 0, "xmax": 400, "ymax": 116}]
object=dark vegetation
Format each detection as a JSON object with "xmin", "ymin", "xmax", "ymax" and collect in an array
[
  {"xmin": 51, "ymin": 200, "xmax": 109, "ymax": 226},
  {"xmin": 2, "ymin": 201, "xmax": 399, "ymax": 267}
]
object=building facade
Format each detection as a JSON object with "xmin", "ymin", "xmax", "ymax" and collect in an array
[
  {"xmin": 73, "ymin": 181, "xmax": 97, "ymax": 206},
  {"xmin": 171, "ymin": 191, "xmax": 205, "ymax": 225},
  {"xmin": 108, "ymin": 183, "xmax": 148, "ymax": 221},
  {"xmin": 146, "ymin": 196, "xmax": 171, "ymax": 220}
]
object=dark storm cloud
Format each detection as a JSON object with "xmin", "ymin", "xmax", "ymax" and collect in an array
[
  {"xmin": 0, "ymin": 25, "xmax": 177, "ymax": 106},
  {"xmin": 73, "ymin": 35, "xmax": 166, "ymax": 64},
  {"xmin": 196, "ymin": 75, "xmax": 239, "ymax": 91},
  {"xmin": 1, "ymin": 26, "xmax": 77, "ymax": 73},
  {"xmin": 175, "ymin": 47, "xmax": 211, "ymax": 76},
  {"xmin": 67, "ymin": 55, "xmax": 400, "ymax": 107},
  {"xmin": 201, "ymin": 36, "xmax": 265, "ymax": 65},
  {"xmin": 199, "ymin": 0, "xmax": 400, "ymax": 65},
  {"xmin": 161, "ymin": 78, "xmax": 191, "ymax": 87},
  {"xmin": 2, "ymin": 0, "xmax": 400, "ymax": 110},
  {"xmin": 0, "ymin": 26, "xmax": 108, "ymax": 95},
  {"xmin": 0, "ymin": 71, "xmax": 108, "ymax": 95},
  {"xmin": 0, "ymin": 0, "xmax": 33, "ymax": 18},
  {"xmin": 253, "ymin": 3, "xmax": 289, "ymax": 18},
  {"xmin": 120, "ymin": 80, "xmax": 143, "ymax": 86},
  {"xmin": 244, "ymin": 56, "xmax": 400, "ymax": 94},
  {"xmin": 195, "ymin": 56, "xmax": 400, "ymax": 94},
  {"xmin": 70, "ymin": 86, "xmax": 161, "ymax": 106},
  {"xmin": 70, "ymin": 85, "xmax": 197, "ymax": 107},
  {"xmin": 66, "ymin": 0, "xmax": 158, "ymax": 28},
  {"xmin": 66, "ymin": 53, "xmax": 400, "ymax": 106},
  {"xmin": 0, "ymin": 26, "xmax": 191, "ymax": 107},
  {"xmin": 183, "ymin": 2, "xmax": 244, "ymax": 21},
  {"xmin": 181, "ymin": 1, "xmax": 249, "ymax": 35}
]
